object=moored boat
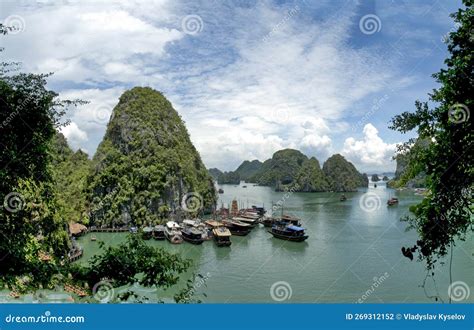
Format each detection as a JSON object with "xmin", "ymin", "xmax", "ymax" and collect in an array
[
  {"xmin": 340, "ymin": 194, "xmax": 347, "ymax": 201},
  {"xmin": 232, "ymin": 216, "xmax": 258, "ymax": 227},
  {"xmin": 218, "ymin": 188, "xmax": 224, "ymax": 194},
  {"xmin": 152, "ymin": 225, "xmax": 166, "ymax": 240},
  {"xmin": 164, "ymin": 221, "xmax": 183, "ymax": 244},
  {"xmin": 213, "ymin": 227, "xmax": 232, "ymax": 247},
  {"xmin": 387, "ymin": 197, "xmax": 399, "ymax": 206},
  {"xmin": 268, "ymin": 224, "xmax": 308, "ymax": 242},
  {"xmin": 222, "ymin": 219, "xmax": 251, "ymax": 236},
  {"xmin": 181, "ymin": 227, "xmax": 204, "ymax": 245},
  {"xmin": 142, "ymin": 226, "xmax": 153, "ymax": 240}
]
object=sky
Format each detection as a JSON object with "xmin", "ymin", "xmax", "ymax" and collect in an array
[{"xmin": 0, "ymin": 0, "xmax": 463, "ymax": 172}]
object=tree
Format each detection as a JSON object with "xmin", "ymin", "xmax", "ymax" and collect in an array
[
  {"xmin": 0, "ymin": 25, "xmax": 197, "ymax": 302},
  {"xmin": 389, "ymin": 1, "xmax": 473, "ymax": 275}
]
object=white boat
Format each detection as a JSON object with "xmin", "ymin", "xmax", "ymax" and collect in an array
[
  {"xmin": 165, "ymin": 221, "xmax": 183, "ymax": 244},
  {"xmin": 232, "ymin": 216, "xmax": 258, "ymax": 227}
]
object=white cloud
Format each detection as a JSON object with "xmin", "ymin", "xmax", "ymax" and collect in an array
[
  {"xmin": 59, "ymin": 122, "xmax": 88, "ymax": 151},
  {"xmin": 342, "ymin": 124, "xmax": 398, "ymax": 171}
]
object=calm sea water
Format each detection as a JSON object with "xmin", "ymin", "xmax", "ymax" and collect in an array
[{"xmin": 3, "ymin": 181, "xmax": 472, "ymax": 303}]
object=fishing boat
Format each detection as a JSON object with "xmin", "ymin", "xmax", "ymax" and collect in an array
[
  {"xmin": 142, "ymin": 226, "xmax": 153, "ymax": 240},
  {"xmin": 164, "ymin": 221, "xmax": 183, "ymax": 244},
  {"xmin": 222, "ymin": 219, "xmax": 251, "ymax": 236},
  {"xmin": 387, "ymin": 197, "xmax": 399, "ymax": 206},
  {"xmin": 218, "ymin": 188, "xmax": 224, "ymax": 194},
  {"xmin": 152, "ymin": 225, "xmax": 166, "ymax": 240},
  {"xmin": 181, "ymin": 227, "xmax": 204, "ymax": 245},
  {"xmin": 340, "ymin": 194, "xmax": 347, "ymax": 201},
  {"xmin": 268, "ymin": 224, "xmax": 308, "ymax": 242},
  {"xmin": 213, "ymin": 227, "xmax": 232, "ymax": 247}
]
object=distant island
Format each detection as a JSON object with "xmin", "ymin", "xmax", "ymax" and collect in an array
[{"xmin": 210, "ymin": 149, "xmax": 369, "ymax": 192}]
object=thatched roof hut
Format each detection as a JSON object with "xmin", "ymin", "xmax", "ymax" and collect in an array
[{"xmin": 69, "ymin": 223, "xmax": 87, "ymax": 236}]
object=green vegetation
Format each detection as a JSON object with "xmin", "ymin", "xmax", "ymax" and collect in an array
[
  {"xmin": 388, "ymin": 139, "xmax": 428, "ymax": 189},
  {"xmin": 87, "ymin": 87, "xmax": 217, "ymax": 227},
  {"xmin": 322, "ymin": 154, "xmax": 369, "ymax": 192},
  {"xmin": 52, "ymin": 133, "xmax": 91, "ymax": 225},
  {"xmin": 389, "ymin": 1, "xmax": 473, "ymax": 273},
  {"xmin": 0, "ymin": 27, "xmax": 202, "ymax": 300},
  {"xmin": 220, "ymin": 150, "xmax": 367, "ymax": 192},
  {"xmin": 292, "ymin": 157, "xmax": 330, "ymax": 192},
  {"xmin": 208, "ymin": 168, "xmax": 223, "ymax": 180}
]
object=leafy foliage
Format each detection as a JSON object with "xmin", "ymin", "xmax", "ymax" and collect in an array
[
  {"xmin": 87, "ymin": 87, "xmax": 217, "ymax": 227},
  {"xmin": 389, "ymin": 1, "xmax": 473, "ymax": 268},
  {"xmin": 322, "ymin": 154, "xmax": 369, "ymax": 192}
]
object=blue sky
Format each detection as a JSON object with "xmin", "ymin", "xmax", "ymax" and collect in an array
[{"xmin": 0, "ymin": 0, "xmax": 463, "ymax": 172}]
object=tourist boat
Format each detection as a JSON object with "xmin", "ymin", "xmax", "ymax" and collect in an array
[
  {"xmin": 222, "ymin": 219, "xmax": 252, "ymax": 236},
  {"xmin": 279, "ymin": 214, "xmax": 302, "ymax": 227},
  {"xmin": 232, "ymin": 216, "xmax": 258, "ymax": 227},
  {"xmin": 250, "ymin": 205, "xmax": 266, "ymax": 216},
  {"xmin": 340, "ymin": 194, "xmax": 347, "ymax": 201},
  {"xmin": 164, "ymin": 221, "xmax": 183, "ymax": 244},
  {"xmin": 152, "ymin": 225, "xmax": 166, "ymax": 240},
  {"xmin": 213, "ymin": 227, "xmax": 232, "ymax": 247},
  {"xmin": 181, "ymin": 227, "xmax": 204, "ymax": 245},
  {"xmin": 218, "ymin": 188, "xmax": 224, "ymax": 194},
  {"xmin": 205, "ymin": 220, "xmax": 223, "ymax": 228},
  {"xmin": 268, "ymin": 224, "xmax": 309, "ymax": 242},
  {"xmin": 142, "ymin": 226, "xmax": 153, "ymax": 240},
  {"xmin": 261, "ymin": 217, "xmax": 277, "ymax": 227},
  {"xmin": 240, "ymin": 211, "xmax": 260, "ymax": 220},
  {"xmin": 387, "ymin": 197, "xmax": 399, "ymax": 206}
]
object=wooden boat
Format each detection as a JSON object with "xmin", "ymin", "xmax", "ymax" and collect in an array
[
  {"xmin": 261, "ymin": 217, "xmax": 276, "ymax": 227},
  {"xmin": 90, "ymin": 235, "xmax": 97, "ymax": 241},
  {"xmin": 278, "ymin": 214, "xmax": 302, "ymax": 227},
  {"xmin": 239, "ymin": 211, "xmax": 260, "ymax": 220},
  {"xmin": 213, "ymin": 227, "xmax": 232, "ymax": 247},
  {"xmin": 242, "ymin": 185, "xmax": 247, "ymax": 188},
  {"xmin": 340, "ymin": 194, "xmax": 347, "ymax": 201},
  {"xmin": 218, "ymin": 188, "xmax": 224, "ymax": 194},
  {"xmin": 181, "ymin": 227, "xmax": 204, "ymax": 245},
  {"xmin": 387, "ymin": 197, "xmax": 399, "ymax": 206},
  {"xmin": 222, "ymin": 219, "xmax": 251, "ymax": 236},
  {"xmin": 205, "ymin": 220, "xmax": 223, "ymax": 228},
  {"xmin": 164, "ymin": 221, "xmax": 183, "ymax": 244},
  {"xmin": 268, "ymin": 224, "xmax": 308, "ymax": 242},
  {"xmin": 152, "ymin": 225, "xmax": 166, "ymax": 240},
  {"xmin": 232, "ymin": 216, "xmax": 258, "ymax": 227},
  {"xmin": 250, "ymin": 205, "xmax": 266, "ymax": 216},
  {"xmin": 374, "ymin": 183, "xmax": 377, "ymax": 188},
  {"xmin": 142, "ymin": 226, "xmax": 153, "ymax": 240}
]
